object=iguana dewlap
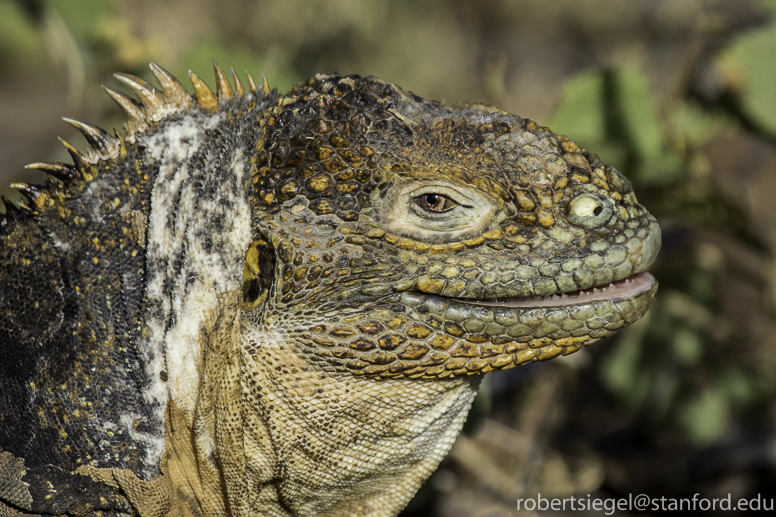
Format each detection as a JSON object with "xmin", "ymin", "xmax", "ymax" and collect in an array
[{"xmin": 0, "ymin": 62, "xmax": 660, "ymax": 517}]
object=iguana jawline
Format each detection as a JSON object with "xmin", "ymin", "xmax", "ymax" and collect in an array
[{"xmin": 461, "ymin": 272, "xmax": 655, "ymax": 308}]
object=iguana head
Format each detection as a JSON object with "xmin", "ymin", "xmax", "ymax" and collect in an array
[
  {"xmin": 246, "ymin": 73, "xmax": 660, "ymax": 379},
  {"xmin": 0, "ymin": 63, "xmax": 661, "ymax": 517}
]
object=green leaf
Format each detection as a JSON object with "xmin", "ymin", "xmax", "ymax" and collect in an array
[
  {"xmin": 672, "ymin": 327, "xmax": 703, "ymax": 366},
  {"xmin": 0, "ymin": 1, "xmax": 47, "ymax": 65},
  {"xmin": 549, "ymin": 71, "xmax": 607, "ymax": 147},
  {"xmin": 48, "ymin": 0, "xmax": 114, "ymax": 38},
  {"xmin": 669, "ymin": 102, "xmax": 728, "ymax": 148},
  {"xmin": 761, "ymin": 0, "xmax": 776, "ymax": 14},
  {"xmin": 551, "ymin": 68, "xmax": 682, "ymax": 183},
  {"xmin": 614, "ymin": 69, "xmax": 664, "ymax": 160},
  {"xmin": 599, "ymin": 316, "xmax": 652, "ymax": 410},
  {"xmin": 721, "ymin": 20, "xmax": 776, "ymax": 134},
  {"xmin": 676, "ymin": 387, "xmax": 728, "ymax": 445}
]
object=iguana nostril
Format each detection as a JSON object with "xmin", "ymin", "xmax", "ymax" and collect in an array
[
  {"xmin": 568, "ymin": 192, "xmax": 614, "ymax": 228},
  {"xmin": 570, "ymin": 194, "xmax": 601, "ymax": 217}
]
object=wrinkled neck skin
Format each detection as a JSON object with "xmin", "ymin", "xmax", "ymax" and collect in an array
[
  {"xmin": 162, "ymin": 307, "xmax": 479, "ymax": 517},
  {"xmin": 238, "ymin": 319, "xmax": 478, "ymax": 517}
]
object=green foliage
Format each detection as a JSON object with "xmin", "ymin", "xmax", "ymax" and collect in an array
[
  {"xmin": 0, "ymin": 1, "xmax": 47, "ymax": 66},
  {"xmin": 550, "ymin": 69, "xmax": 683, "ymax": 186},
  {"xmin": 48, "ymin": 0, "xmax": 113, "ymax": 37},
  {"xmin": 553, "ymin": 18, "xmax": 776, "ymax": 447},
  {"xmin": 721, "ymin": 15, "xmax": 776, "ymax": 134},
  {"xmin": 601, "ymin": 297, "xmax": 771, "ymax": 445}
]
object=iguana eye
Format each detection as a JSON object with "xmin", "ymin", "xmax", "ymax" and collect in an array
[
  {"xmin": 379, "ymin": 180, "xmax": 498, "ymax": 241},
  {"xmin": 415, "ymin": 193, "xmax": 456, "ymax": 212}
]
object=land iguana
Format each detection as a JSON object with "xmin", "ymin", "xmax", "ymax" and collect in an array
[{"xmin": 0, "ymin": 62, "xmax": 660, "ymax": 517}]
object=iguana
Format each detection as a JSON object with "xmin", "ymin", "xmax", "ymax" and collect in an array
[{"xmin": 0, "ymin": 62, "xmax": 660, "ymax": 517}]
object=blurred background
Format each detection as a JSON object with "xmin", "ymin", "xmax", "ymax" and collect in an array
[{"xmin": 2, "ymin": 0, "xmax": 776, "ymax": 515}]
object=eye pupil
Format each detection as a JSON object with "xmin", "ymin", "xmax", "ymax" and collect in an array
[
  {"xmin": 419, "ymin": 193, "xmax": 446, "ymax": 212},
  {"xmin": 593, "ymin": 205, "xmax": 603, "ymax": 216}
]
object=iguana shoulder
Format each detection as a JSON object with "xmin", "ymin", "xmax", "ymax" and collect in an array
[{"xmin": 0, "ymin": 62, "xmax": 660, "ymax": 517}]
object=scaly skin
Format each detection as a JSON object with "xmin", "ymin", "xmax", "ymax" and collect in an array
[{"xmin": 0, "ymin": 63, "xmax": 659, "ymax": 517}]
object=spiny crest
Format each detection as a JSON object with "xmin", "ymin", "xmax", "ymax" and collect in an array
[
  {"xmin": 3, "ymin": 61, "xmax": 272, "ymax": 223},
  {"xmin": 0, "ymin": 191, "xmax": 31, "ymax": 230},
  {"xmin": 107, "ymin": 60, "xmax": 264, "ymax": 142},
  {"xmin": 9, "ymin": 183, "xmax": 43, "ymax": 207}
]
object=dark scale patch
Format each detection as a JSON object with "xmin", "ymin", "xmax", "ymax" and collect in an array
[
  {"xmin": 0, "ymin": 91, "xmax": 272, "ymax": 514},
  {"xmin": 254, "ymin": 75, "xmax": 422, "ymax": 223},
  {"xmin": 0, "ymin": 147, "xmax": 162, "ymax": 513},
  {"xmin": 22, "ymin": 464, "xmax": 134, "ymax": 515}
]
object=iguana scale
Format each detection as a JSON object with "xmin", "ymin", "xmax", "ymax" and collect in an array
[{"xmin": 0, "ymin": 62, "xmax": 660, "ymax": 517}]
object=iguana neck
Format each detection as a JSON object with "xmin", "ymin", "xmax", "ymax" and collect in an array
[{"xmin": 235, "ymin": 322, "xmax": 480, "ymax": 516}]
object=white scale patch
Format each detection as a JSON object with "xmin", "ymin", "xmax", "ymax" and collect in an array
[
  {"xmin": 119, "ymin": 413, "xmax": 167, "ymax": 471},
  {"xmin": 138, "ymin": 113, "xmax": 252, "ymax": 471}
]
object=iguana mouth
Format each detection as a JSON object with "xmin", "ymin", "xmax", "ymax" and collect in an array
[{"xmin": 460, "ymin": 272, "xmax": 656, "ymax": 308}]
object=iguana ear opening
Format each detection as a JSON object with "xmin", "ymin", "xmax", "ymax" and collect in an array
[{"xmin": 241, "ymin": 238, "xmax": 275, "ymax": 311}]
